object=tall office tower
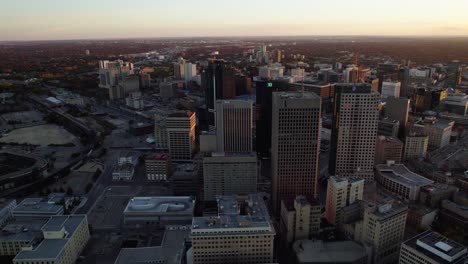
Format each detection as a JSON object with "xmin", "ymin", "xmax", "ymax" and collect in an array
[
  {"xmin": 381, "ymin": 81, "xmax": 401, "ymax": 100},
  {"xmin": 201, "ymin": 59, "xmax": 236, "ymax": 128},
  {"xmin": 174, "ymin": 62, "xmax": 185, "ymax": 79},
  {"xmin": 154, "ymin": 115, "xmax": 168, "ymax": 149},
  {"xmin": 403, "ymin": 135, "xmax": 429, "ymax": 160},
  {"xmin": 385, "ymin": 97, "xmax": 410, "ymax": 139},
  {"xmin": 329, "ymin": 84, "xmax": 380, "ymax": 183},
  {"xmin": 375, "ymin": 135, "xmax": 403, "ymax": 165},
  {"xmin": 377, "ymin": 63, "xmax": 401, "ymax": 91},
  {"xmin": 203, "ymin": 152, "xmax": 257, "ymax": 201},
  {"xmin": 98, "ymin": 60, "xmax": 134, "ymax": 89},
  {"xmin": 271, "ymin": 92, "xmax": 321, "ymax": 213},
  {"xmin": 255, "ymin": 80, "xmax": 289, "ymax": 157},
  {"xmin": 280, "ymin": 195, "xmax": 321, "ymax": 243},
  {"xmin": 362, "ymin": 201, "xmax": 408, "ymax": 264},
  {"xmin": 166, "ymin": 111, "xmax": 196, "ymax": 160},
  {"xmin": 184, "ymin": 63, "xmax": 197, "ymax": 81},
  {"xmin": 215, "ymin": 100, "xmax": 253, "ymax": 153},
  {"xmin": 399, "ymin": 231, "xmax": 468, "ymax": 264},
  {"xmin": 325, "ymin": 176, "xmax": 364, "ymax": 226},
  {"xmin": 191, "ymin": 194, "xmax": 275, "ymax": 264},
  {"xmin": 235, "ymin": 74, "xmax": 252, "ymax": 95}
]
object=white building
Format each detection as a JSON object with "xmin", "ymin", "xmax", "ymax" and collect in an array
[
  {"xmin": 381, "ymin": 81, "xmax": 401, "ymax": 100},
  {"xmin": 259, "ymin": 63, "xmax": 285, "ymax": 79},
  {"xmin": 184, "ymin": 63, "xmax": 197, "ymax": 81},
  {"xmin": 325, "ymin": 176, "xmax": 364, "ymax": 226}
]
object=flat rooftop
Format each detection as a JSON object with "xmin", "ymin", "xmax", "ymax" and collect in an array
[
  {"xmin": 124, "ymin": 196, "xmax": 195, "ymax": 215},
  {"xmin": 114, "ymin": 228, "xmax": 190, "ymax": 264},
  {"xmin": 13, "ymin": 215, "xmax": 86, "ymax": 261},
  {"xmin": 376, "ymin": 164, "xmax": 434, "ymax": 187},
  {"xmin": 191, "ymin": 194, "xmax": 275, "ymax": 235},
  {"xmin": 293, "ymin": 240, "xmax": 367, "ymax": 263},
  {"xmin": 0, "ymin": 218, "xmax": 47, "ymax": 242},
  {"xmin": 403, "ymin": 231, "xmax": 468, "ymax": 263},
  {"xmin": 13, "ymin": 198, "xmax": 63, "ymax": 215}
]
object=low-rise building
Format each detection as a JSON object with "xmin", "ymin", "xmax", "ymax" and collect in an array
[
  {"xmin": 0, "ymin": 219, "xmax": 46, "ymax": 256},
  {"xmin": 378, "ymin": 118, "xmax": 399, "ymax": 138},
  {"xmin": 190, "ymin": 194, "xmax": 275, "ymax": 264},
  {"xmin": 406, "ymin": 205, "xmax": 437, "ymax": 230},
  {"xmin": 12, "ymin": 198, "xmax": 64, "ymax": 220},
  {"xmin": 375, "ymin": 135, "xmax": 403, "ymax": 165},
  {"xmin": 145, "ymin": 153, "xmax": 172, "ymax": 181},
  {"xmin": 400, "ymin": 231, "xmax": 468, "ymax": 264},
  {"xmin": 123, "ymin": 196, "xmax": 195, "ymax": 227},
  {"xmin": 0, "ymin": 199, "xmax": 17, "ymax": 227},
  {"xmin": 419, "ymin": 184, "xmax": 458, "ymax": 208},
  {"xmin": 375, "ymin": 163, "xmax": 434, "ymax": 201},
  {"xmin": 12, "ymin": 215, "xmax": 90, "ymax": 264},
  {"xmin": 408, "ymin": 118, "xmax": 454, "ymax": 149},
  {"xmin": 171, "ymin": 163, "xmax": 200, "ymax": 196},
  {"xmin": 280, "ymin": 196, "xmax": 321, "ymax": 243},
  {"xmin": 292, "ymin": 240, "xmax": 368, "ymax": 264},
  {"xmin": 404, "ymin": 134, "xmax": 429, "ymax": 160},
  {"xmin": 443, "ymin": 93, "xmax": 468, "ymax": 116}
]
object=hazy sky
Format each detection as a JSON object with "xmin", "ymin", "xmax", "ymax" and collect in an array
[{"xmin": 1, "ymin": 0, "xmax": 468, "ymax": 41}]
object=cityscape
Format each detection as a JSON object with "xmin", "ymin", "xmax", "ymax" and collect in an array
[{"xmin": 1, "ymin": 1, "xmax": 468, "ymax": 264}]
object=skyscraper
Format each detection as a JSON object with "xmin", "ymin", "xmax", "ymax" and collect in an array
[
  {"xmin": 201, "ymin": 59, "xmax": 236, "ymax": 129},
  {"xmin": 166, "ymin": 111, "xmax": 196, "ymax": 160},
  {"xmin": 329, "ymin": 84, "xmax": 380, "ymax": 183},
  {"xmin": 215, "ymin": 100, "xmax": 253, "ymax": 153},
  {"xmin": 385, "ymin": 97, "xmax": 411, "ymax": 138},
  {"xmin": 271, "ymin": 92, "xmax": 321, "ymax": 213}
]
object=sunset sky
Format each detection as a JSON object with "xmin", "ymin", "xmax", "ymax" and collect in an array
[{"xmin": 1, "ymin": 0, "xmax": 468, "ymax": 41}]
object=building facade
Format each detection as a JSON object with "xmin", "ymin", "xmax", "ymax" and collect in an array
[
  {"xmin": 404, "ymin": 135, "xmax": 429, "ymax": 160},
  {"xmin": 325, "ymin": 176, "xmax": 364, "ymax": 226},
  {"xmin": 375, "ymin": 136, "xmax": 403, "ymax": 165},
  {"xmin": 166, "ymin": 112, "xmax": 196, "ymax": 160},
  {"xmin": 215, "ymin": 100, "xmax": 253, "ymax": 153},
  {"xmin": 280, "ymin": 196, "xmax": 321, "ymax": 243}
]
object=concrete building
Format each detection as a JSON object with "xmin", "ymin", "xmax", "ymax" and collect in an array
[
  {"xmin": 375, "ymin": 136, "xmax": 403, "ymax": 165},
  {"xmin": 203, "ymin": 152, "xmax": 257, "ymax": 201},
  {"xmin": 166, "ymin": 111, "xmax": 196, "ymax": 160},
  {"xmin": 329, "ymin": 84, "xmax": 380, "ymax": 183},
  {"xmin": 171, "ymin": 163, "xmax": 200, "ymax": 196},
  {"xmin": 215, "ymin": 100, "xmax": 253, "ymax": 153},
  {"xmin": 12, "ymin": 198, "xmax": 64, "ymax": 220},
  {"xmin": 159, "ymin": 82, "xmax": 175, "ymax": 98},
  {"xmin": 400, "ymin": 231, "xmax": 468, "ymax": 264},
  {"xmin": 404, "ymin": 134, "xmax": 429, "ymax": 160},
  {"xmin": 325, "ymin": 176, "xmax": 364, "ymax": 226},
  {"xmin": 174, "ymin": 62, "xmax": 185, "ymax": 79},
  {"xmin": 443, "ymin": 93, "xmax": 468, "ymax": 116},
  {"xmin": 13, "ymin": 215, "xmax": 90, "ymax": 264},
  {"xmin": 378, "ymin": 118, "xmax": 399, "ymax": 137},
  {"xmin": 280, "ymin": 196, "xmax": 321, "ymax": 243},
  {"xmin": 0, "ymin": 199, "xmax": 17, "ymax": 227},
  {"xmin": 145, "ymin": 153, "xmax": 172, "ymax": 181},
  {"xmin": 154, "ymin": 115, "xmax": 168, "ymax": 149},
  {"xmin": 289, "ymin": 81, "xmax": 335, "ymax": 99},
  {"xmin": 375, "ymin": 163, "xmax": 433, "ymax": 201},
  {"xmin": 292, "ymin": 240, "xmax": 368, "ymax": 264},
  {"xmin": 259, "ymin": 63, "xmax": 285, "ymax": 79},
  {"xmin": 344, "ymin": 200, "xmax": 408, "ymax": 264},
  {"xmin": 271, "ymin": 92, "xmax": 321, "ymax": 213},
  {"xmin": 190, "ymin": 194, "xmax": 275, "ymax": 264},
  {"xmin": 408, "ymin": 118, "xmax": 454, "ymax": 149},
  {"xmin": 385, "ymin": 97, "xmax": 410, "ymax": 138},
  {"xmin": 419, "ymin": 184, "xmax": 458, "ymax": 208},
  {"xmin": 98, "ymin": 60, "xmax": 134, "ymax": 89},
  {"xmin": 184, "ymin": 63, "xmax": 197, "ymax": 81},
  {"xmin": 109, "ymin": 75, "xmax": 140, "ymax": 100},
  {"xmin": 0, "ymin": 219, "xmax": 46, "ymax": 257},
  {"xmin": 381, "ymin": 81, "xmax": 401, "ymax": 100},
  {"xmin": 123, "ymin": 196, "xmax": 195, "ymax": 227},
  {"xmin": 125, "ymin": 91, "xmax": 144, "ymax": 109}
]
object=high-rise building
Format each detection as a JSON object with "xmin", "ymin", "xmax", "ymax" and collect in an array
[
  {"xmin": 174, "ymin": 62, "xmax": 185, "ymax": 79},
  {"xmin": 203, "ymin": 152, "xmax": 257, "ymax": 201},
  {"xmin": 378, "ymin": 118, "xmax": 400, "ymax": 138},
  {"xmin": 255, "ymin": 80, "xmax": 289, "ymax": 156},
  {"xmin": 98, "ymin": 60, "xmax": 134, "ymax": 89},
  {"xmin": 190, "ymin": 194, "xmax": 275, "ymax": 264},
  {"xmin": 325, "ymin": 176, "xmax": 364, "ymax": 226},
  {"xmin": 235, "ymin": 74, "xmax": 252, "ymax": 95},
  {"xmin": 154, "ymin": 115, "xmax": 168, "ymax": 149},
  {"xmin": 259, "ymin": 63, "xmax": 285, "ymax": 80},
  {"xmin": 381, "ymin": 81, "xmax": 401, "ymax": 100},
  {"xmin": 166, "ymin": 111, "xmax": 196, "ymax": 160},
  {"xmin": 375, "ymin": 136, "xmax": 403, "ymax": 165},
  {"xmin": 271, "ymin": 92, "xmax": 321, "ymax": 213},
  {"xmin": 385, "ymin": 97, "xmax": 410, "ymax": 138},
  {"xmin": 201, "ymin": 59, "xmax": 236, "ymax": 128},
  {"xmin": 280, "ymin": 195, "xmax": 321, "ymax": 243},
  {"xmin": 215, "ymin": 100, "xmax": 253, "ymax": 153},
  {"xmin": 183, "ymin": 63, "xmax": 197, "ymax": 81},
  {"xmin": 400, "ymin": 231, "xmax": 468, "ymax": 264},
  {"xmin": 329, "ymin": 84, "xmax": 380, "ymax": 183},
  {"xmin": 404, "ymin": 135, "xmax": 429, "ymax": 160}
]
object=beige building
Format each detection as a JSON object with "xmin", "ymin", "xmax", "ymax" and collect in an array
[
  {"xmin": 215, "ymin": 100, "xmax": 253, "ymax": 153},
  {"xmin": 404, "ymin": 134, "xmax": 429, "ymax": 160},
  {"xmin": 329, "ymin": 84, "xmax": 380, "ymax": 183},
  {"xmin": 375, "ymin": 163, "xmax": 433, "ymax": 201},
  {"xmin": 166, "ymin": 111, "xmax": 196, "ymax": 160},
  {"xmin": 12, "ymin": 215, "xmax": 90, "ymax": 264},
  {"xmin": 280, "ymin": 196, "xmax": 321, "ymax": 243},
  {"xmin": 190, "ymin": 194, "xmax": 275, "ymax": 264},
  {"xmin": 344, "ymin": 199, "xmax": 408, "ymax": 264},
  {"xmin": 375, "ymin": 136, "xmax": 403, "ymax": 165},
  {"xmin": 400, "ymin": 231, "xmax": 468, "ymax": 264},
  {"xmin": 271, "ymin": 92, "xmax": 321, "ymax": 213},
  {"xmin": 144, "ymin": 153, "xmax": 172, "ymax": 181},
  {"xmin": 325, "ymin": 176, "xmax": 364, "ymax": 226},
  {"xmin": 408, "ymin": 118, "xmax": 454, "ymax": 150},
  {"xmin": 203, "ymin": 152, "xmax": 257, "ymax": 201}
]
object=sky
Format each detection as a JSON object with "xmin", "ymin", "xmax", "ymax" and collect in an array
[{"xmin": 1, "ymin": 0, "xmax": 468, "ymax": 41}]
